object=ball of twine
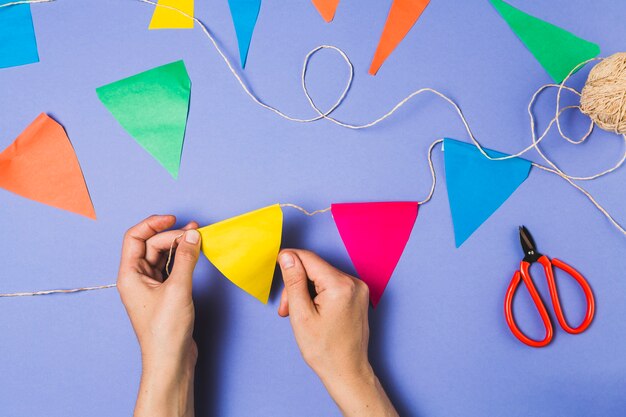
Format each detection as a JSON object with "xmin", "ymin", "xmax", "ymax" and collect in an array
[{"xmin": 580, "ymin": 52, "xmax": 626, "ymax": 134}]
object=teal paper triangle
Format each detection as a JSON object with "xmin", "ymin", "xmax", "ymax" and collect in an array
[
  {"xmin": 96, "ymin": 60, "xmax": 191, "ymax": 179},
  {"xmin": 443, "ymin": 138, "xmax": 531, "ymax": 247},
  {"xmin": 490, "ymin": 0, "xmax": 600, "ymax": 83},
  {"xmin": 228, "ymin": 0, "xmax": 261, "ymax": 68}
]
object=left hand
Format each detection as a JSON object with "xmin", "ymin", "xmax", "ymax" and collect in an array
[{"xmin": 117, "ymin": 215, "xmax": 201, "ymax": 417}]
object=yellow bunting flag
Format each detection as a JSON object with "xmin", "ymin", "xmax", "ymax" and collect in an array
[
  {"xmin": 149, "ymin": 0, "xmax": 194, "ymax": 30},
  {"xmin": 198, "ymin": 204, "xmax": 283, "ymax": 303}
]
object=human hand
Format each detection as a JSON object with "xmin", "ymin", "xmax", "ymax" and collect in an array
[
  {"xmin": 117, "ymin": 215, "xmax": 201, "ymax": 417},
  {"xmin": 277, "ymin": 249, "xmax": 398, "ymax": 417}
]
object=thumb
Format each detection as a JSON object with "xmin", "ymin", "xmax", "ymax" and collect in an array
[
  {"xmin": 169, "ymin": 229, "xmax": 201, "ymax": 290},
  {"xmin": 278, "ymin": 250, "xmax": 314, "ymax": 316}
]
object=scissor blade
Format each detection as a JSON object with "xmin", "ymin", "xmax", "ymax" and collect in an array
[{"xmin": 519, "ymin": 226, "xmax": 537, "ymax": 255}]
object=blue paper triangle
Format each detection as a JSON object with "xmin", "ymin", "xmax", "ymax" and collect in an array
[
  {"xmin": 443, "ymin": 138, "xmax": 531, "ymax": 247},
  {"xmin": 228, "ymin": 0, "xmax": 262, "ymax": 68},
  {"xmin": 0, "ymin": 0, "xmax": 39, "ymax": 69}
]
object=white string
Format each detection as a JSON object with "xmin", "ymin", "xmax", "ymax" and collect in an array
[
  {"xmin": 0, "ymin": 0, "xmax": 52, "ymax": 6},
  {"xmin": 280, "ymin": 203, "xmax": 331, "ymax": 216},
  {"xmin": 164, "ymin": 232, "xmax": 185, "ymax": 276},
  {"xmin": 0, "ymin": 283, "xmax": 116, "ymax": 297}
]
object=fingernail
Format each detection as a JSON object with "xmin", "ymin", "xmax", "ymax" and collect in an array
[
  {"xmin": 185, "ymin": 230, "xmax": 200, "ymax": 244},
  {"xmin": 279, "ymin": 252, "xmax": 294, "ymax": 269}
]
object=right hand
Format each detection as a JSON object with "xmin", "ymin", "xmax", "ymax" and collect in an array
[
  {"xmin": 277, "ymin": 249, "xmax": 398, "ymax": 417},
  {"xmin": 277, "ymin": 249, "xmax": 371, "ymax": 381}
]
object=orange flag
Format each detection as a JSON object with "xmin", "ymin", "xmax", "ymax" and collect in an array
[
  {"xmin": 369, "ymin": 0, "xmax": 430, "ymax": 75},
  {"xmin": 311, "ymin": 0, "xmax": 340, "ymax": 23},
  {"xmin": 0, "ymin": 113, "xmax": 96, "ymax": 219}
]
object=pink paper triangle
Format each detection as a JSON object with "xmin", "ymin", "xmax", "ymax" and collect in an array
[{"xmin": 331, "ymin": 202, "xmax": 419, "ymax": 307}]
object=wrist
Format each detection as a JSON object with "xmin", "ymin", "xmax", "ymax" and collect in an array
[
  {"xmin": 134, "ymin": 343, "xmax": 197, "ymax": 417},
  {"xmin": 141, "ymin": 339, "xmax": 198, "ymax": 373},
  {"xmin": 319, "ymin": 363, "xmax": 397, "ymax": 417},
  {"xmin": 318, "ymin": 360, "xmax": 375, "ymax": 400},
  {"xmin": 316, "ymin": 357, "xmax": 374, "ymax": 390}
]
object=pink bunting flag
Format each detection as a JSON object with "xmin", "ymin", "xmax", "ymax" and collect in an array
[{"xmin": 331, "ymin": 202, "xmax": 419, "ymax": 307}]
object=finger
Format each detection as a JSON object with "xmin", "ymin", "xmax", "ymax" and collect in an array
[
  {"xmin": 168, "ymin": 229, "xmax": 202, "ymax": 292},
  {"xmin": 277, "ymin": 251, "xmax": 315, "ymax": 316},
  {"xmin": 286, "ymin": 249, "xmax": 345, "ymax": 293},
  {"xmin": 120, "ymin": 215, "xmax": 176, "ymax": 271},
  {"xmin": 278, "ymin": 287, "xmax": 289, "ymax": 317},
  {"xmin": 146, "ymin": 221, "xmax": 199, "ymax": 267}
]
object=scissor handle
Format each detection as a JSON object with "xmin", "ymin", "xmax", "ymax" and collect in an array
[
  {"xmin": 504, "ymin": 262, "xmax": 553, "ymax": 348},
  {"xmin": 540, "ymin": 256, "xmax": 595, "ymax": 334}
]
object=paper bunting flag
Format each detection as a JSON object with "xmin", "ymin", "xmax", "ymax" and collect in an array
[
  {"xmin": 331, "ymin": 202, "xmax": 418, "ymax": 307},
  {"xmin": 0, "ymin": 0, "xmax": 39, "ymax": 69},
  {"xmin": 96, "ymin": 60, "xmax": 191, "ymax": 179},
  {"xmin": 311, "ymin": 0, "xmax": 340, "ymax": 23},
  {"xmin": 369, "ymin": 0, "xmax": 430, "ymax": 75},
  {"xmin": 443, "ymin": 138, "xmax": 531, "ymax": 247},
  {"xmin": 198, "ymin": 205, "xmax": 283, "ymax": 304},
  {"xmin": 0, "ymin": 113, "xmax": 96, "ymax": 219},
  {"xmin": 490, "ymin": 0, "xmax": 600, "ymax": 83},
  {"xmin": 149, "ymin": 0, "xmax": 194, "ymax": 30},
  {"xmin": 228, "ymin": 0, "xmax": 262, "ymax": 68}
]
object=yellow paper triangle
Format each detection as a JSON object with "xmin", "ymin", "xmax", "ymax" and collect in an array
[
  {"xmin": 149, "ymin": 0, "xmax": 194, "ymax": 30},
  {"xmin": 198, "ymin": 204, "xmax": 283, "ymax": 303}
]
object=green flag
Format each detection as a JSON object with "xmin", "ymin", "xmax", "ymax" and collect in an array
[
  {"xmin": 490, "ymin": 0, "xmax": 600, "ymax": 83},
  {"xmin": 96, "ymin": 60, "xmax": 191, "ymax": 179}
]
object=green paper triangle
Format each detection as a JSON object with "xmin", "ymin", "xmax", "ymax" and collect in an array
[
  {"xmin": 490, "ymin": 0, "xmax": 600, "ymax": 83},
  {"xmin": 96, "ymin": 60, "xmax": 191, "ymax": 178}
]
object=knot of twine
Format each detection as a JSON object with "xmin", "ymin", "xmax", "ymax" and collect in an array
[{"xmin": 581, "ymin": 52, "xmax": 626, "ymax": 135}]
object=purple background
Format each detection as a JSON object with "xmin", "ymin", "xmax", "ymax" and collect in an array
[{"xmin": 1, "ymin": 0, "xmax": 625, "ymax": 416}]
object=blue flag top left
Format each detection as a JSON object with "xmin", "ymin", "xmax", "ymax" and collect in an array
[
  {"xmin": 443, "ymin": 138, "xmax": 532, "ymax": 247},
  {"xmin": 0, "ymin": 0, "xmax": 39, "ymax": 69}
]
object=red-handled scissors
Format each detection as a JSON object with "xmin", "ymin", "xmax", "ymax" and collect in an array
[{"xmin": 504, "ymin": 226, "xmax": 595, "ymax": 348}]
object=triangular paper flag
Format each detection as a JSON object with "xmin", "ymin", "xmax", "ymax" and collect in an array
[
  {"xmin": 369, "ymin": 0, "xmax": 430, "ymax": 75},
  {"xmin": 0, "ymin": 113, "xmax": 96, "ymax": 219},
  {"xmin": 228, "ymin": 0, "xmax": 262, "ymax": 68},
  {"xmin": 443, "ymin": 138, "xmax": 531, "ymax": 247},
  {"xmin": 331, "ymin": 202, "xmax": 418, "ymax": 307},
  {"xmin": 198, "ymin": 205, "xmax": 283, "ymax": 303},
  {"xmin": 149, "ymin": 0, "xmax": 194, "ymax": 30},
  {"xmin": 490, "ymin": 0, "xmax": 600, "ymax": 83},
  {"xmin": 311, "ymin": 0, "xmax": 340, "ymax": 23},
  {"xmin": 0, "ymin": 0, "xmax": 39, "ymax": 68},
  {"xmin": 96, "ymin": 60, "xmax": 191, "ymax": 179}
]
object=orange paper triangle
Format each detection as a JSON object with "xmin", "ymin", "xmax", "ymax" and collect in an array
[
  {"xmin": 0, "ymin": 113, "xmax": 96, "ymax": 219},
  {"xmin": 369, "ymin": 0, "xmax": 430, "ymax": 75},
  {"xmin": 311, "ymin": 0, "xmax": 340, "ymax": 23}
]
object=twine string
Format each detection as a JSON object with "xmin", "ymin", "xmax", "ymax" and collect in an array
[{"xmin": 0, "ymin": 284, "xmax": 116, "ymax": 297}]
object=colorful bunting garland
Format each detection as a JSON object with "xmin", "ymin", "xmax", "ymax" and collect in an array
[
  {"xmin": 191, "ymin": 139, "xmax": 534, "ymax": 306},
  {"xmin": 1, "ymin": 0, "xmax": 615, "ymax": 307}
]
